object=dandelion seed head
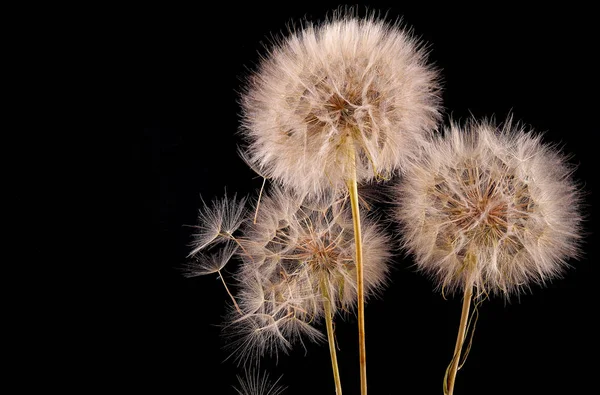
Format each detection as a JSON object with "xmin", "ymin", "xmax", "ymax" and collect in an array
[
  {"xmin": 240, "ymin": 11, "xmax": 441, "ymax": 196},
  {"xmin": 395, "ymin": 118, "xmax": 583, "ymax": 298},
  {"xmin": 226, "ymin": 187, "xmax": 391, "ymax": 364},
  {"xmin": 242, "ymin": 188, "xmax": 390, "ymax": 311}
]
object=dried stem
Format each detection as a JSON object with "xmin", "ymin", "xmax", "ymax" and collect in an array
[
  {"xmin": 444, "ymin": 280, "xmax": 474, "ymax": 395},
  {"xmin": 322, "ymin": 278, "xmax": 343, "ymax": 395},
  {"xmin": 346, "ymin": 139, "xmax": 367, "ymax": 395}
]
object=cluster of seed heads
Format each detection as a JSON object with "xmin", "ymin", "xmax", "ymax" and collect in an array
[
  {"xmin": 187, "ymin": 188, "xmax": 390, "ymax": 365},
  {"xmin": 186, "ymin": 9, "xmax": 584, "ymax": 394}
]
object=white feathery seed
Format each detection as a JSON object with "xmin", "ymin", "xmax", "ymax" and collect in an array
[
  {"xmin": 188, "ymin": 192, "xmax": 247, "ymax": 257},
  {"xmin": 183, "ymin": 241, "xmax": 239, "ymax": 277}
]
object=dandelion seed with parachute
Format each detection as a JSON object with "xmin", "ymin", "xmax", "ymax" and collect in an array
[
  {"xmin": 186, "ymin": 192, "xmax": 248, "ymax": 313},
  {"xmin": 187, "ymin": 192, "xmax": 247, "ymax": 257}
]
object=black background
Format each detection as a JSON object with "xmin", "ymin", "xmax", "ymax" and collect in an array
[{"xmin": 135, "ymin": 3, "xmax": 596, "ymax": 394}]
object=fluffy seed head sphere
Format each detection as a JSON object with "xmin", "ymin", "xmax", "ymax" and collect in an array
[
  {"xmin": 240, "ymin": 12, "xmax": 441, "ymax": 197},
  {"xmin": 225, "ymin": 188, "xmax": 391, "ymax": 363},
  {"xmin": 395, "ymin": 119, "xmax": 583, "ymax": 298},
  {"xmin": 238, "ymin": 188, "xmax": 391, "ymax": 315}
]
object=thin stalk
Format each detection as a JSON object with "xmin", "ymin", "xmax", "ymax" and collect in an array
[
  {"xmin": 217, "ymin": 269, "xmax": 242, "ymax": 315},
  {"xmin": 322, "ymin": 280, "xmax": 343, "ymax": 395},
  {"xmin": 444, "ymin": 281, "xmax": 474, "ymax": 395},
  {"xmin": 253, "ymin": 176, "xmax": 267, "ymax": 224},
  {"xmin": 346, "ymin": 141, "xmax": 367, "ymax": 395}
]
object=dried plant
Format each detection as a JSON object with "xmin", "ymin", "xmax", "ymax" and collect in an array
[
  {"xmin": 393, "ymin": 118, "xmax": 583, "ymax": 394},
  {"xmin": 238, "ymin": 10, "xmax": 441, "ymax": 393},
  {"xmin": 183, "ymin": 7, "xmax": 586, "ymax": 394}
]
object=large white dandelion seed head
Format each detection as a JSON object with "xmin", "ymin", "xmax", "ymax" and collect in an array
[
  {"xmin": 240, "ymin": 11, "xmax": 442, "ymax": 197},
  {"xmin": 395, "ymin": 118, "xmax": 583, "ymax": 299},
  {"xmin": 225, "ymin": 187, "xmax": 391, "ymax": 364}
]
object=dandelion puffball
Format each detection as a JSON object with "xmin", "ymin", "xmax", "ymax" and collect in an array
[
  {"xmin": 394, "ymin": 119, "xmax": 582, "ymax": 298},
  {"xmin": 226, "ymin": 188, "xmax": 391, "ymax": 363},
  {"xmin": 240, "ymin": 13, "xmax": 441, "ymax": 197}
]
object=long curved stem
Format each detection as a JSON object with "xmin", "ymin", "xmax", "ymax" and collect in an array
[
  {"xmin": 322, "ymin": 281, "xmax": 343, "ymax": 395},
  {"xmin": 444, "ymin": 281, "xmax": 474, "ymax": 395},
  {"xmin": 346, "ymin": 145, "xmax": 367, "ymax": 395}
]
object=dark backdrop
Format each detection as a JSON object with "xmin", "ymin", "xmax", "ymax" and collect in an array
[{"xmin": 135, "ymin": 3, "xmax": 596, "ymax": 394}]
